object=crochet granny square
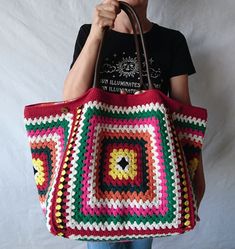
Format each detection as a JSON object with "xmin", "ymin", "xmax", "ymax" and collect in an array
[{"xmin": 24, "ymin": 92, "xmax": 207, "ymax": 241}]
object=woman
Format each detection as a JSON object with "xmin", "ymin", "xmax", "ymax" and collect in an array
[{"xmin": 63, "ymin": 0, "xmax": 205, "ymax": 248}]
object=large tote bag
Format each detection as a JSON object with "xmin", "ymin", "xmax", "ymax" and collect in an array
[{"xmin": 24, "ymin": 1, "xmax": 207, "ymax": 241}]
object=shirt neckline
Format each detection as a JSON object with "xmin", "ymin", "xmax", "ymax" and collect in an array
[{"xmin": 108, "ymin": 22, "xmax": 157, "ymax": 36}]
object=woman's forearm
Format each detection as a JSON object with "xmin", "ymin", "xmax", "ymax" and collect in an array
[{"xmin": 63, "ymin": 34, "xmax": 101, "ymax": 101}]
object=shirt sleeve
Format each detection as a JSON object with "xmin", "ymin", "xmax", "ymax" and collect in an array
[
  {"xmin": 169, "ymin": 31, "xmax": 196, "ymax": 78},
  {"xmin": 69, "ymin": 24, "xmax": 91, "ymax": 70}
]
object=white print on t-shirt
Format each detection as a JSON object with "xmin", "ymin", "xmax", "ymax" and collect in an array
[
  {"xmin": 100, "ymin": 53, "xmax": 161, "ymax": 79},
  {"xmin": 116, "ymin": 56, "xmax": 139, "ymax": 78},
  {"xmin": 100, "ymin": 79, "xmax": 141, "ymax": 94},
  {"xmin": 99, "ymin": 52, "xmax": 163, "ymax": 93}
]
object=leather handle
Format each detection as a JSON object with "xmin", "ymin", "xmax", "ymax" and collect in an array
[{"xmin": 93, "ymin": 1, "xmax": 153, "ymax": 90}]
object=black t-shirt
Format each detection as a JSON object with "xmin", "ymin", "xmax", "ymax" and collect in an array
[{"xmin": 69, "ymin": 23, "xmax": 196, "ymax": 95}]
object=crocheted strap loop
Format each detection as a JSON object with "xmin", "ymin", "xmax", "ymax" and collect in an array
[{"xmin": 93, "ymin": 1, "xmax": 153, "ymax": 90}]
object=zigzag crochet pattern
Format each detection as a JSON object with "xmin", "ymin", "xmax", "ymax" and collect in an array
[{"xmin": 24, "ymin": 88, "xmax": 207, "ymax": 241}]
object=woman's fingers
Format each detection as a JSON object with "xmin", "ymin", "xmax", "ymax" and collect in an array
[
  {"xmin": 95, "ymin": 8, "xmax": 116, "ymax": 29},
  {"xmin": 120, "ymin": 90, "xmax": 146, "ymax": 95},
  {"xmin": 96, "ymin": 1, "xmax": 120, "ymax": 19},
  {"xmin": 134, "ymin": 90, "xmax": 146, "ymax": 95},
  {"xmin": 90, "ymin": 0, "xmax": 120, "ymax": 40},
  {"xmin": 96, "ymin": 9, "xmax": 117, "ymax": 20},
  {"xmin": 120, "ymin": 89, "xmax": 127, "ymax": 94},
  {"xmin": 96, "ymin": 0, "xmax": 120, "ymax": 26},
  {"xmin": 102, "ymin": 0, "xmax": 120, "ymax": 10}
]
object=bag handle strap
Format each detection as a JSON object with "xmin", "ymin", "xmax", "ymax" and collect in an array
[{"xmin": 93, "ymin": 1, "xmax": 153, "ymax": 90}]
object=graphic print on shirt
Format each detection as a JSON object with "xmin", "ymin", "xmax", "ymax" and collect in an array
[
  {"xmin": 99, "ymin": 52, "xmax": 163, "ymax": 94},
  {"xmin": 116, "ymin": 56, "xmax": 139, "ymax": 78}
]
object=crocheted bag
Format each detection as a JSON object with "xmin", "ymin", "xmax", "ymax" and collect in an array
[{"xmin": 24, "ymin": 1, "xmax": 207, "ymax": 241}]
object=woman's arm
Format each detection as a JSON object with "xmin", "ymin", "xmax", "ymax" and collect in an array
[
  {"xmin": 63, "ymin": 34, "xmax": 101, "ymax": 101},
  {"xmin": 170, "ymin": 75, "xmax": 206, "ymax": 215},
  {"xmin": 169, "ymin": 75, "xmax": 191, "ymax": 104},
  {"xmin": 63, "ymin": 0, "xmax": 120, "ymax": 101}
]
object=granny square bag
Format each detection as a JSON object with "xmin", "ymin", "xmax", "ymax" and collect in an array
[{"xmin": 24, "ymin": 1, "xmax": 207, "ymax": 241}]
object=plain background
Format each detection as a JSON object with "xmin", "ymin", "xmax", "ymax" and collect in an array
[{"xmin": 0, "ymin": 0, "xmax": 235, "ymax": 248}]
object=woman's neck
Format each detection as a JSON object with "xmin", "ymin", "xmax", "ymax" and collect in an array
[{"xmin": 112, "ymin": 5, "xmax": 152, "ymax": 34}]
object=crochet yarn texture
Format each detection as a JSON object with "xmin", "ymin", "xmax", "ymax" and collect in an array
[{"xmin": 24, "ymin": 88, "xmax": 207, "ymax": 241}]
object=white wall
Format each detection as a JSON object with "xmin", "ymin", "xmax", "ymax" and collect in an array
[{"xmin": 0, "ymin": 0, "xmax": 234, "ymax": 248}]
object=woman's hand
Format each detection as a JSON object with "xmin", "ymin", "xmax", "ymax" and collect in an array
[
  {"xmin": 134, "ymin": 90, "xmax": 146, "ymax": 95},
  {"xmin": 120, "ymin": 90, "xmax": 146, "ymax": 95},
  {"xmin": 90, "ymin": 0, "xmax": 120, "ymax": 41}
]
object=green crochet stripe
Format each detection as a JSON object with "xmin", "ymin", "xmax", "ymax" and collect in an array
[
  {"xmin": 73, "ymin": 213, "xmax": 175, "ymax": 225},
  {"xmin": 72, "ymin": 104, "xmax": 178, "ymax": 224},
  {"xmin": 173, "ymin": 119, "xmax": 206, "ymax": 132}
]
